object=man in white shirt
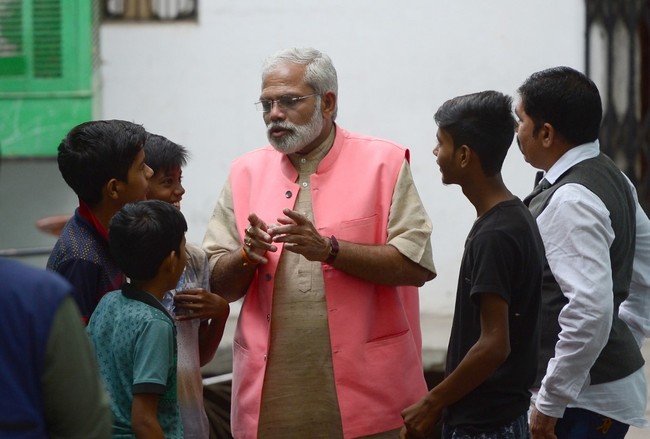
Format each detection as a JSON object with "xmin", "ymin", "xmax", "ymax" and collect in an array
[{"xmin": 516, "ymin": 66, "xmax": 650, "ymax": 439}]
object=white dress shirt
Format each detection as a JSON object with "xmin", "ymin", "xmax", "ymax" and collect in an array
[{"xmin": 534, "ymin": 141, "xmax": 650, "ymax": 427}]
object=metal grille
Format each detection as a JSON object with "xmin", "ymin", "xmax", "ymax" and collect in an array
[{"xmin": 586, "ymin": 0, "xmax": 650, "ymax": 212}]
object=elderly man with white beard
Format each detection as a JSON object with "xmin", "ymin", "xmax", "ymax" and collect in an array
[{"xmin": 203, "ymin": 47, "xmax": 436, "ymax": 439}]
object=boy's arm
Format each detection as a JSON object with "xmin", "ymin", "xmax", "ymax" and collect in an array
[
  {"xmin": 174, "ymin": 289, "xmax": 230, "ymax": 366},
  {"xmin": 400, "ymin": 293, "xmax": 510, "ymax": 438},
  {"xmin": 131, "ymin": 393, "xmax": 164, "ymax": 439},
  {"xmin": 176, "ymin": 248, "xmax": 231, "ymax": 365},
  {"xmin": 131, "ymin": 319, "xmax": 176, "ymax": 438},
  {"xmin": 198, "ymin": 300, "xmax": 230, "ymax": 366}
]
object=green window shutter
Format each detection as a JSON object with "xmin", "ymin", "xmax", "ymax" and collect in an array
[
  {"xmin": 0, "ymin": 0, "xmax": 95, "ymax": 157},
  {"xmin": 0, "ymin": 0, "xmax": 26, "ymax": 76},
  {"xmin": 33, "ymin": 0, "xmax": 62, "ymax": 78},
  {"xmin": 0, "ymin": 0, "xmax": 92, "ymax": 93}
]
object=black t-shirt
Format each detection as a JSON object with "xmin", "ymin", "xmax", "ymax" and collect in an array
[{"xmin": 444, "ymin": 198, "xmax": 544, "ymax": 429}]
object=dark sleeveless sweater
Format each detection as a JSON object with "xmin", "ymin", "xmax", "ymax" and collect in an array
[{"xmin": 526, "ymin": 153, "xmax": 643, "ymax": 386}]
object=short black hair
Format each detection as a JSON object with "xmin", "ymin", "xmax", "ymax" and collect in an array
[
  {"xmin": 434, "ymin": 90, "xmax": 516, "ymax": 176},
  {"xmin": 143, "ymin": 133, "xmax": 189, "ymax": 174},
  {"xmin": 57, "ymin": 120, "xmax": 147, "ymax": 206},
  {"xmin": 109, "ymin": 200, "xmax": 187, "ymax": 281},
  {"xmin": 517, "ymin": 66, "xmax": 602, "ymax": 146}
]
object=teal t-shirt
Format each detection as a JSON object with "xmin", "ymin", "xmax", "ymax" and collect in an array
[{"xmin": 88, "ymin": 284, "xmax": 182, "ymax": 438}]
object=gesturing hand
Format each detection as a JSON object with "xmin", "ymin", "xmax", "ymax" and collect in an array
[
  {"xmin": 242, "ymin": 212, "xmax": 277, "ymax": 265},
  {"xmin": 268, "ymin": 208, "xmax": 330, "ymax": 262}
]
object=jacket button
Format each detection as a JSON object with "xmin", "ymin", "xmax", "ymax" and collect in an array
[
  {"xmin": 267, "ymin": 314, "xmax": 271, "ymax": 322},
  {"xmin": 285, "ymin": 190, "xmax": 292, "ymax": 198},
  {"xmin": 265, "ymin": 273, "xmax": 272, "ymax": 281}
]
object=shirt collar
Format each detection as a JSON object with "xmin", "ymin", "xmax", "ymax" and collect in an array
[
  {"xmin": 121, "ymin": 282, "xmax": 175, "ymax": 324},
  {"xmin": 77, "ymin": 199, "xmax": 109, "ymax": 241},
  {"xmin": 544, "ymin": 140, "xmax": 600, "ymax": 185}
]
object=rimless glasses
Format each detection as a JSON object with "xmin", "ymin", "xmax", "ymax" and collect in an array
[{"xmin": 254, "ymin": 94, "xmax": 319, "ymax": 113}]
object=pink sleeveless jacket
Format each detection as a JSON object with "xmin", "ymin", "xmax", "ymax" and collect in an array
[{"xmin": 229, "ymin": 127, "xmax": 427, "ymax": 438}]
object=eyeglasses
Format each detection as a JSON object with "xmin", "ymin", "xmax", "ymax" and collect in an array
[{"xmin": 254, "ymin": 94, "xmax": 319, "ymax": 113}]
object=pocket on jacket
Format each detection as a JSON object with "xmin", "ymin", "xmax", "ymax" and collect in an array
[{"xmin": 337, "ymin": 214, "xmax": 379, "ymax": 244}]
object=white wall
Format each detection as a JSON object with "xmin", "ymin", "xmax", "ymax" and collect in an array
[{"xmin": 100, "ymin": 0, "xmax": 585, "ymax": 316}]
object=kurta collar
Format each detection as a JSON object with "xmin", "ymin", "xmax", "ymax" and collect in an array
[
  {"xmin": 288, "ymin": 124, "xmax": 336, "ymax": 171},
  {"xmin": 279, "ymin": 124, "xmax": 344, "ymax": 180}
]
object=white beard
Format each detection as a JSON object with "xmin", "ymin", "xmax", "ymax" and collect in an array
[{"xmin": 267, "ymin": 101, "xmax": 323, "ymax": 154}]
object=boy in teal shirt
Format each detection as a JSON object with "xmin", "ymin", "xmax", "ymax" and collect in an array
[{"xmin": 88, "ymin": 200, "xmax": 187, "ymax": 438}]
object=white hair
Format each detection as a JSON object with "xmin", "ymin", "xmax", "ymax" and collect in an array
[{"xmin": 262, "ymin": 47, "xmax": 338, "ymax": 120}]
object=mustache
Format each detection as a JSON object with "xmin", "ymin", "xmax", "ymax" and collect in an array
[{"xmin": 267, "ymin": 121, "xmax": 295, "ymax": 131}]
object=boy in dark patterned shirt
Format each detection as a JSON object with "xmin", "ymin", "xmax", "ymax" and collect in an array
[{"xmin": 47, "ymin": 120, "xmax": 153, "ymax": 323}]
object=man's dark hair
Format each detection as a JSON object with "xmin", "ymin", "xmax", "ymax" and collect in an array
[
  {"xmin": 434, "ymin": 90, "xmax": 516, "ymax": 176},
  {"xmin": 517, "ymin": 66, "xmax": 602, "ymax": 146},
  {"xmin": 57, "ymin": 120, "xmax": 146, "ymax": 206},
  {"xmin": 109, "ymin": 200, "xmax": 187, "ymax": 281},
  {"xmin": 143, "ymin": 133, "xmax": 189, "ymax": 174}
]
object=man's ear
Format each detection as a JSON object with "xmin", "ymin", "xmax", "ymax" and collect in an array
[
  {"xmin": 540, "ymin": 123, "xmax": 555, "ymax": 149},
  {"xmin": 321, "ymin": 91, "xmax": 337, "ymax": 119}
]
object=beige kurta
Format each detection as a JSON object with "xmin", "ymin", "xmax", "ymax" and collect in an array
[{"xmin": 257, "ymin": 128, "xmax": 344, "ymax": 438}]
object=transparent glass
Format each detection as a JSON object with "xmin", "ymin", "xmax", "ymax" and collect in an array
[{"xmin": 171, "ymin": 267, "xmax": 198, "ymax": 316}]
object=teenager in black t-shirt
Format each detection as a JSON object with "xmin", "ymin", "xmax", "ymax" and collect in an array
[{"xmin": 401, "ymin": 91, "xmax": 544, "ymax": 439}]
